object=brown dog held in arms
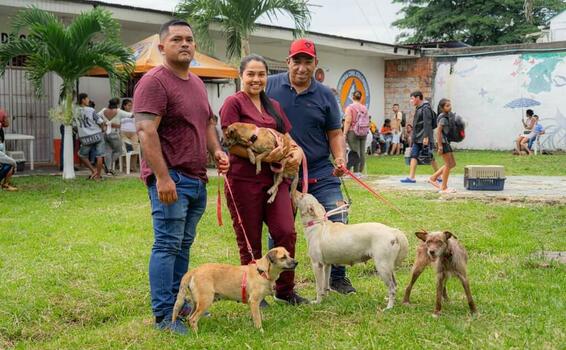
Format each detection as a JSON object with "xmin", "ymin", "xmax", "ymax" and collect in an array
[
  {"xmin": 403, "ymin": 231, "xmax": 477, "ymax": 317},
  {"xmin": 224, "ymin": 122, "xmax": 304, "ymax": 203},
  {"xmin": 172, "ymin": 247, "xmax": 298, "ymax": 332}
]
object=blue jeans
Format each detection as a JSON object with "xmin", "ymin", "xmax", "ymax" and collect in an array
[
  {"xmin": 147, "ymin": 170, "xmax": 207, "ymax": 317},
  {"xmin": 269, "ymin": 178, "xmax": 348, "ymax": 281}
]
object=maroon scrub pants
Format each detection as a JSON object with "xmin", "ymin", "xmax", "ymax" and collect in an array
[{"xmin": 225, "ymin": 177, "xmax": 296, "ymax": 298}]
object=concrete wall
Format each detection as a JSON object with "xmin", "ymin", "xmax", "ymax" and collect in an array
[
  {"xmin": 235, "ymin": 39, "xmax": 386, "ymax": 125},
  {"xmin": 433, "ymin": 52, "xmax": 566, "ymax": 150}
]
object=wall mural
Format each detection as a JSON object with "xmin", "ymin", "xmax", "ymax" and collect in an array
[
  {"xmin": 337, "ymin": 69, "xmax": 370, "ymax": 110},
  {"xmin": 433, "ymin": 52, "xmax": 566, "ymax": 150}
]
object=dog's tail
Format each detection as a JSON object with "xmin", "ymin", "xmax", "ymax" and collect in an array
[
  {"xmin": 395, "ymin": 231, "xmax": 409, "ymax": 268},
  {"xmin": 172, "ymin": 270, "xmax": 195, "ymax": 322}
]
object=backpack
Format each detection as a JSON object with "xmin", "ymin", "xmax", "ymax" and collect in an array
[
  {"xmin": 352, "ymin": 104, "xmax": 370, "ymax": 137},
  {"xmin": 400, "ymin": 111, "xmax": 407, "ymax": 127},
  {"xmin": 441, "ymin": 112, "xmax": 466, "ymax": 143}
]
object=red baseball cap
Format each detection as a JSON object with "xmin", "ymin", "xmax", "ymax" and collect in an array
[{"xmin": 288, "ymin": 38, "xmax": 316, "ymax": 58}]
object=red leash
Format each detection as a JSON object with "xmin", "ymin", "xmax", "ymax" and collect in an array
[{"xmin": 339, "ymin": 165, "xmax": 428, "ymax": 233}]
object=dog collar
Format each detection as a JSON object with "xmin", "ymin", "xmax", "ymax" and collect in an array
[
  {"xmin": 306, "ymin": 219, "xmax": 324, "ymax": 227},
  {"xmin": 256, "ymin": 267, "xmax": 271, "ymax": 281}
]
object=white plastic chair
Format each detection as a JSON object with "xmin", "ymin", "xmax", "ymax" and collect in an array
[
  {"xmin": 118, "ymin": 142, "xmax": 141, "ymax": 174},
  {"xmin": 532, "ymin": 135, "xmax": 544, "ymax": 155}
]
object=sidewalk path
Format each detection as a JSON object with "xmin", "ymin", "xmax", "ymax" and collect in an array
[{"xmin": 357, "ymin": 175, "xmax": 566, "ymax": 204}]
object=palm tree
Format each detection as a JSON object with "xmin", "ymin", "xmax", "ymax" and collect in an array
[
  {"xmin": 176, "ymin": 0, "xmax": 311, "ymax": 60},
  {"xmin": 0, "ymin": 7, "xmax": 133, "ymax": 179}
]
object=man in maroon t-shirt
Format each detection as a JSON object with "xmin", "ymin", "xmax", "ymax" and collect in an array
[{"xmin": 134, "ymin": 19, "xmax": 229, "ymax": 334}]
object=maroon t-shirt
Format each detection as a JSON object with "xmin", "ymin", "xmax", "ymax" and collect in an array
[
  {"xmin": 133, "ymin": 66, "xmax": 213, "ymax": 184},
  {"xmin": 220, "ymin": 91, "xmax": 292, "ymax": 182}
]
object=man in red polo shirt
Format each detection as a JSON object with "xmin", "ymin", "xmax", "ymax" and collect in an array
[{"xmin": 134, "ymin": 19, "xmax": 229, "ymax": 334}]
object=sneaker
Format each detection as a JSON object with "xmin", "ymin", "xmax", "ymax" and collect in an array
[
  {"xmin": 400, "ymin": 177, "xmax": 416, "ymax": 183},
  {"xmin": 154, "ymin": 315, "xmax": 188, "ymax": 335},
  {"xmin": 274, "ymin": 292, "xmax": 310, "ymax": 305},
  {"xmin": 330, "ymin": 277, "xmax": 357, "ymax": 294}
]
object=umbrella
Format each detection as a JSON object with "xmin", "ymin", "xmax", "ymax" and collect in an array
[{"xmin": 504, "ymin": 98, "xmax": 541, "ymax": 109}]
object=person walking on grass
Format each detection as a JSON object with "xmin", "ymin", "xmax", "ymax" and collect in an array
[
  {"xmin": 400, "ymin": 91, "xmax": 439, "ymax": 183},
  {"xmin": 428, "ymin": 99, "xmax": 456, "ymax": 193},
  {"xmin": 343, "ymin": 90, "xmax": 369, "ymax": 177},
  {"xmin": 74, "ymin": 93, "xmax": 106, "ymax": 180},
  {"xmin": 134, "ymin": 19, "xmax": 229, "ymax": 334}
]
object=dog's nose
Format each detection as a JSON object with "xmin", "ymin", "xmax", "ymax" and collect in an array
[{"xmin": 429, "ymin": 250, "xmax": 436, "ymax": 257}]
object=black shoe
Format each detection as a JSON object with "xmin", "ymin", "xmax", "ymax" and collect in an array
[
  {"xmin": 260, "ymin": 299, "xmax": 270, "ymax": 308},
  {"xmin": 274, "ymin": 292, "xmax": 310, "ymax": 305},
  {"xmin": 330, "ymin": 277, "xmax": 357, "ymax": 295}
]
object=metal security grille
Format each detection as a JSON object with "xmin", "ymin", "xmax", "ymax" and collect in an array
[{"xmin": 0, "ymin": 64, "xmax": 54, "ymax": 163}]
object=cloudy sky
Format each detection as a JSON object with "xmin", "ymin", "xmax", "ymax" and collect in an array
[{"xmin": 102, "ymin": 0, "xmax": 404, "ymax": 44}]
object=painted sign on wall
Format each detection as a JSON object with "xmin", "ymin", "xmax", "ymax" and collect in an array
[
  {"xmin": 433, "ymin": 52, "xmax": 566, "ymax": 150},
  {"xmin": 337, "ymin": 69, "xmax": 370, "ymax": 110}
]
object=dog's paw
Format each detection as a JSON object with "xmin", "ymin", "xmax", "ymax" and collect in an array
[
  {"xmin": 432, "ymin": 312, "xmax": 441, "ymax": 318},
  {"xmin": 402, "ymin": 300, "xmax": 411, "ymax": 306}
]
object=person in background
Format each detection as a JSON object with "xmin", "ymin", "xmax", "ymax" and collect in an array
[
  {"xmin": 119, "ymin": 98, "xmax": 140, "ymax": 172},
  {"xmin": 74, "ymin": 93, "xmax": 106, "ymax": 180},
  {"xmin": 0, "ymin": 107, "xmax": 17, "ymax": 191},
  {"xmin": 428, "ymin": 98, "xmax": 456, "ymax": 193},
  {"xmin": 400, "ymin": 91, "xmax": 439, "ymax": 183},
  {"xmin": 389, "ymin": 104, "xmax": 403, "ymax": 155},
  {"xmin": 99, "ymin": 98, "xmax": 127, "ymax": 175},
  {"xmin": 380, "ymin": 118, "xmax": 393, "ymax": 155},
  {"xmin": 343, "ymin": 90, "xmax": 369, "ymax": 176},
  {"xmin": 517, "ymin": 115, "xmax": 544, "ymax": 155},
  {"xmin": 515, "ymin": 109, "xmax": 536, "ymax": 154}
]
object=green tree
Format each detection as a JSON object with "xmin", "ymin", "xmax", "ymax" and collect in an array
[
  {"xmin": 175, "ymin": 0, "xmax": 311, "ymax": 60},
  {"xmin": 0, "ymin": 7, "xmax": 133, "ymax": 179},
  {"xmin": 392, "ymin": 0, "xmax": 566, "ymax": 46}
]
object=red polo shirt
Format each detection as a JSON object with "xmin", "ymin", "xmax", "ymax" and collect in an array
[{"xmin": 220, "ymin": 91, "xmax": 292, "ymax": 182}]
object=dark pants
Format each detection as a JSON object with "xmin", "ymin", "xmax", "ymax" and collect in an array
[
  {"xmin": 226, "ymin": 177, "xmax": 297, "ymax": 298},
  {"xmin": 268, "ymin": 177, "xmax": 348, "ymax": 281}
]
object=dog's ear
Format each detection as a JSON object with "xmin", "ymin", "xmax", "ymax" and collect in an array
[
  {"xmin": 443, "ymin": 231, "xmax": 457, "ymax": 240},
  {"xmin": 267, "ymin": 250, "xmax": 277, "ymax": 264},
  {"xmin": 415, "ymin": 231, "xmax": 428, "ymax": 241}
]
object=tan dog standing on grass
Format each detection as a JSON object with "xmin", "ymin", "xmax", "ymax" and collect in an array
[
  {"xmin": 295, "ymin": 192, "xmax": 409, "ymax": 309},
  {"xmin": 403, "ymin": 231, "xmax": 477, "ymax": 317},
  {"xmin": 172, "ymin": 247, "xmax": 298, "ymax": 332},
  {"xmin": 224, "ymin": 122, "xmax": 304, "ymax": 203}
]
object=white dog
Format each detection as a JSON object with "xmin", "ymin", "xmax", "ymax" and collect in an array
[{"xmin": 295, "ymin": 192, "xmax": 409, "ymax": 309}]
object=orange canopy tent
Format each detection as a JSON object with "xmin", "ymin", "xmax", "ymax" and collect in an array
[{"xmin": 88, "ymin": 34, "xmax": 239, "ymax": 79}]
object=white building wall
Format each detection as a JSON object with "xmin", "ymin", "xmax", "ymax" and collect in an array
[
  {"xmin": 433, "ymin": 52, "xmax": 566, "ymax": 150},
  {"xmin": 550, "ymin": 11, "xmax": 566, "ymax": 42}
]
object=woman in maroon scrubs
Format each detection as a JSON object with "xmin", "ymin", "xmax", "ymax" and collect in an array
[{"xmin": 220, "ymin": 55, "xmax": 308, "ymax": 305}]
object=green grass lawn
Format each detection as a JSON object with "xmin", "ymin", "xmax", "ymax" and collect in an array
[
  {"xmin": 1, "ymin": 171, "xmax": 565, "ymax": 349},
  {"xmin": 365, "ymin": 150, "xmax": 566, "ymax": 176}
]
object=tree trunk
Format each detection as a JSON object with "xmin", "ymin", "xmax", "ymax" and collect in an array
[
  {"xmin": 62, "ymin": 124, "xmax": 75, "ymax": 179},
  {"xmin": 241, "ymin": 36, "xmax": 251, "ymax": 58},
  {"xmin": 62, "ymin": 90, "xmax": 75, "ymax": 179}
]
